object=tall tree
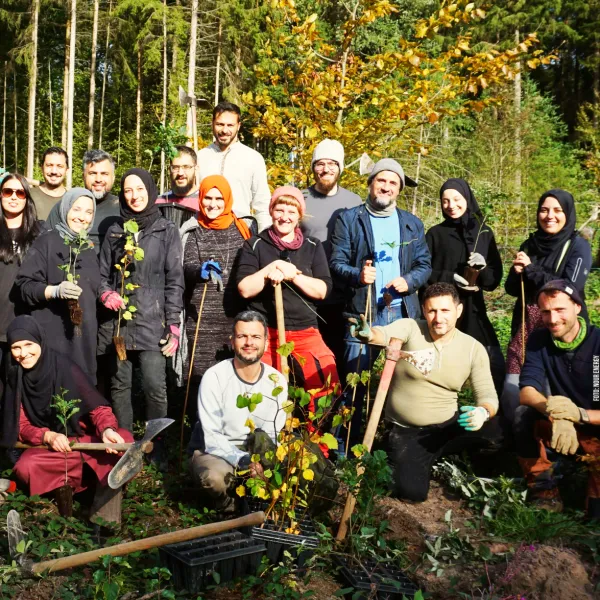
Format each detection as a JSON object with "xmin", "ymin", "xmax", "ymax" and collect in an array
[
  {"xmin": 61, "ymin": 14, "xmax": 71, "ymax": 149},
  {"xmin": 98, "ymin": 0, "xmax": 112, "ymax": 149},
  {"xmin": 66, "ymin": 0, "xmax": 76, "ymax": 188},
  {"xmin": 26, "ymin": 0, "xmax": 40, "ymax": 179},
  {"xmin": 187, "ymin": 0, "xmax": 198, "ymax": 150},
  {"xmin": 88, "ymin": 0, "xmax": 99, "ymax": 149}
]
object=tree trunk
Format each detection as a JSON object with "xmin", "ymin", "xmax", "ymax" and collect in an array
[
  {"xmin": 26, "ymin": 0, "xmax": 40, "ymax": 179},
  {"xmin": 61, "ymin": 14, "xmax": 71, "ymax": 149},
  {"xmin": 66, "ymin": 0, "xmax": 77, "ymax": 189},
  {"xmin": 98, "ymin": 0, "xmax": 112, "ymax": 149},
  {"xmin": 136, "ymin": 46, "xmax": 142, "ymax": 166},
  {"xmin": 87, "ymin": 0, "xmax": 99, "ymax": 149},
  {"xmin": 187, "ymin": 0, "xmax": 198, "ymax": 149},
  {"xmin": 13, "ymin": 70, "xmax": 18, "ymax": 172},
  {"xmin": 117, "ymin": 93, "xmax": 122, "ymax": 166},
  {"xmin": 214, "ymin": 19, "xmax": 222, "ymax": 105},
  {"xmin": 48, "ymin": 60, "xmax": 54, "ymax": 146},
  {"xmin": 160, "ymin": 0, "xmax": 168, "ymax": 194},
  {"xmin": 514, "ymin": 28, "xmax": 522, "ymax": 200},
  {"xmin": 2, "ymin": 62, "xmax": 6, "ymax": 168}
]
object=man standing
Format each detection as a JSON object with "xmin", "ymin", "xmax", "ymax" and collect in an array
[
  {"xmin": 29, "ymin": 147, "xmax": 69, "ymax": 220},
  {"xmin": 330, "ymin": 158, "xmax": 431, "ymax": 445},
  {"xmin": 301, "ymin": 139, "xmax": 362, "ymax": 365},
  {"xmin": 46, "ymin": 149, "xmax": 119, "ymax": 252},
  {"xmin": 515, "ymin": 280, "xmax": 600, "ymax": 517},
  {"xmin": 188, "ymin": 311, "xmax": 287, "ymax": 512},
  {"xmin": 197, "ymin": 102, "xmax": 271, "ymax": 231},
  {"xmin": 354, "ymin": 282, "xmax": 501, "ymax": 501},
  {"xmin": 156, "ymin": 146, "xmax": 200, "ymax": 221}
]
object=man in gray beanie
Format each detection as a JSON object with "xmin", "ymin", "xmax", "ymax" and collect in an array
[
  {"xmin": 330, "ymin": 158, "xmax": 431, "ymax": 447},
  {"xmin": 301, "ymin": 139, "xmax": 362, "ymax": 365}
]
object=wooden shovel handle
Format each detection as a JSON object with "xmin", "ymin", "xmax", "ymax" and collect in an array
[
  {"xmin": 30, "ymin": 511, "xmax": 265, "ymax": 574},
  {"xmin": 274, "ymin": 283, "xmax": 289, "ymax": 381},
  {"xmin": 14, "ymin": 441, "xmax": 153, "ymax": 453},
  {"xmin": 336, "ymin": 338, "xmax": 402, "ymax": 541}
]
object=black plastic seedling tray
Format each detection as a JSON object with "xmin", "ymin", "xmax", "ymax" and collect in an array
[
  {"xmin": 333, "ymin": 555, "xmax": 420, "ymax": 599},
  {"xmin": 159, "ymin": 530, "xmax": 266, "ymax": 593}
]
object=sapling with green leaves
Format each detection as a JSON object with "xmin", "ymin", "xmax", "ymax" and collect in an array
[
  {"xmin": 50, "ymin": 388, "xmax": 81, "ymax": 484},
  {"xmin": 112, "ymin": 220, "xmax": 145, "ymax": 360}
]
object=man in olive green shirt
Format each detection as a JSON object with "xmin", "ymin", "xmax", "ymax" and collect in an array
[{"xmin": 352, "ymin": 282, "xmax": 502, "ymax": 501}]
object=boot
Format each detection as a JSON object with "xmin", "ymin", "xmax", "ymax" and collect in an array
[
  {"xmin": 54, "ymin": 485, "xmax": 73, "ymax": 518},
  {"xmin": 89, "ymin": 484, "xmax": 122, "ymax": 529}
]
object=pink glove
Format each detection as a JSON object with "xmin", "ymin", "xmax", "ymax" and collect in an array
[
  {"xmin": 101, "ymin": 290, "xmax": 126, "ymax": 311},
  {"xmin": 160, "ymin": 324, "xmax": 180, "ymax": 357}
]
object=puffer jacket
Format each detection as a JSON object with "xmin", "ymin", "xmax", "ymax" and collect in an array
[
  {"xmin": 98, "ymin": 216, "xmax": 184, "ymax": 353},
  {"xmin": 330, "ymin": 204, "xmax": 431, "ymax": 319}
]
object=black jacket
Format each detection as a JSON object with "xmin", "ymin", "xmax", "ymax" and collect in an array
[
  {"xmin": 426, "ymin": 221, "xmax": 503, "ymax": 347},
  {"xmin": 14, "ymin": 230, "xmax": 101, "ymax": 382},
  {"xmin": 98, "ymin": 216, "xmax": 184, "ymax": 353}
]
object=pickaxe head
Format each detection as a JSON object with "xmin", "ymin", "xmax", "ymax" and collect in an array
[
  {"xmin": 178, "ymin": 86, "xmax": 210, "ymax": 109},
  {"xmin": 108, "ymin": 418, "xmax": 174, "ymax": 489}
]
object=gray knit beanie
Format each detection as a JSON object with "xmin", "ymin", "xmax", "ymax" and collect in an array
[
  {"xmin": 367, "ymin": 158, "xmax": 417, "ymax": 188},
  {"xmin": 311, "ymin": 139, "xmax": 345, "ymax": 173}
]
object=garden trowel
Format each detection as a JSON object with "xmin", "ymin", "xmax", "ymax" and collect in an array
[{"xmin": 108, "ymin": 418, "xmax": 174, "ymax": 489}]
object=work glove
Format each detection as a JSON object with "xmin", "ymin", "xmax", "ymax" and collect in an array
[
  {"xmin": 468, "ymin": 252, "xmax": 486, "ymax": 270},
  {"xmin": 48, "ymin": 281, "xmax": 82, "ymax": 300},
  {"xmin": 546, "ymin": 395, "xmax": 581, "ymax": 423},
  {"xmin": 100, "ymin": 290, "xmax": 126, "ymax": 312},
  {"xmin": 453, "ymin": 273, "xmax": 470, "ymax": 290},
  {"xmin": 458, "ymin": 406, "xmax": 489, "ymax": 431},
  {"xmin": 0, "ymin": 478, "xmax": 16, "ymax": 504},
  {"xmin": 200, "ymin": 260, "xmax": 222, "ymax": 281},
  {"xmin": 550, "ymin": 419, "xmax": 579, "ymax": 455},
  {"xmin": 348, "ymin": 313, "xmax": 371, "ymax": 343},
  {"xmin": 160, "ymin": 324, "xmax": 180, "ymax": 357}
]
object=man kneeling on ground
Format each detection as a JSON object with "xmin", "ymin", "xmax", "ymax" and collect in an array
[
  {"xmin": 515, "ymin": 279, "xmax": 600, "ymax": 517},
  {"xmin": 352, "ymin": 282, "xmax": 501, "ymax": 501},
  {"xmin": 188, "ymin": 310, "xmax": 287, "ymax": 512}
]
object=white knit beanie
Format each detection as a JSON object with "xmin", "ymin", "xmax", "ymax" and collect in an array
[{"xmin": 311, "ymin": 139, "xmax": 345, "ymax": 173}]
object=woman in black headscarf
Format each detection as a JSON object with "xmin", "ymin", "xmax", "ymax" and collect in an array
[
  {"xmin": 98, "ymin": 169, "xmax": 183, "ymax": 468},
  {"xmin": 14, "ymin": 188, "xmax": 100, "ymax": 383},
  {"xmin": 501, "ymin": 189, "xmax": 592, "ymax": 420},
  {"xmin": 1, "ymin": 316, "xmax": 132, "ymax": 520},
  {"xmin": 425, "ymin": 178, "xmax": 504, "ymax": 393}
]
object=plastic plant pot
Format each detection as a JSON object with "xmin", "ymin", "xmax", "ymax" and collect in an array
[
  {"xmin": 333, "ymin": 555, "xmax": 420, "ymax": 599},
  {"xmin": 159, "ymin": 530, "xmax": 266, "ymax": 593}
]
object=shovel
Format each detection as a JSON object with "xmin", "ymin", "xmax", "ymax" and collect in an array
[
  {"xmin": 7, "ymin": 508, "xmax": 265, "ymax": 574},
  {"xmin": 274, "ymin": 283, "xmax": 289, "ymax": 382}
]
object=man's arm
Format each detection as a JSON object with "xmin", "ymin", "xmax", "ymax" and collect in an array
[
  {"xmin": 519, "ymin": 331, "xmax": 551, "ymax": 415},
  {"xmin": 520, "ymin": 386, "xmax": 548, "ymax": 414},
  {"xmin": 353, "ymin": 316, "xmax": 413, "ymax": 348},
  {"xmin": 468, "ymin": 342, "xmax": 499, "ymax": 417}
]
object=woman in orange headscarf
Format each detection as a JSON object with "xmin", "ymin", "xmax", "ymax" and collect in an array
[{"xmin": 177, "ymin": 175, "xmax": 256, "ymax": 393}]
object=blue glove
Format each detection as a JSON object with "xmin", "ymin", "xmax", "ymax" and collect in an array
[
  {"xmin": 200, "ymin": 260, "xmax": 222, "ymax": 280},
  {"xmin": 458, "ymin": 406, "xmax": 489, "ymax": 431}
]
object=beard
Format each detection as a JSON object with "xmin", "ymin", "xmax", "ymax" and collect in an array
[
  {"xmin": 90, "ymin": 189, "xmax": 109, "ymax": 201},
  {"xmin": 172, "ymin": 179, "xmax": 195, "ymax": 197},
  {"xmin": 370, "ymin": 195, "xmax": 395, "ymax": 210},
  {"xmin": 314, "ymin": 172, "xmax": 339, "ymax": 194},
  {"xmin": 234, "ymin": 347, "xmax": 265, "ymax": 365}
]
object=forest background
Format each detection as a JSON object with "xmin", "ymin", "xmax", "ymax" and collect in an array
[{"xmin": 2, "ymin": 0, "xmax": 600, "ymax": 261}]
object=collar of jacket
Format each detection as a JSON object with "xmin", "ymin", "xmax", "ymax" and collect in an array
[{"xmin": 357, "ymin": 204, "xmax": 416, "ymax": 255}]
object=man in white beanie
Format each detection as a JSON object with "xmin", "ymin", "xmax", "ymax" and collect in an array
[{"xmin": 301, "ymin": 139, "xmax": 362, "ymax": 366}]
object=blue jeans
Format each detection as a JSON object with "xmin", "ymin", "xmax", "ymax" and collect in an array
[{"xmin": 342, "ymin": 304, "xmax": 405, "ymax": 448}]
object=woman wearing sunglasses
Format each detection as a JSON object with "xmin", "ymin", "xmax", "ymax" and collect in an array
[{"xmin": 0, "ymin": 174, "xmax": 42, "ymax": 360}]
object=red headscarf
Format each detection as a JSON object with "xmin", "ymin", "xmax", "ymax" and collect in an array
[{"xmin": 197, "ymin": 175, "xmax": 252, "ymax": 240}]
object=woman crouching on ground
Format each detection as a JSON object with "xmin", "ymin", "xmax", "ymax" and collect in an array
[{"xmin": 0, "ymin": 316, "xmax": 133, "ymax": 525}]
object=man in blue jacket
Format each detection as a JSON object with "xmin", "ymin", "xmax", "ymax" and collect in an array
[
  {"xmin": 330, "ymin": 158, "xmax": 432, "ymax": 446},
  {"xmin": 515, "ymin": 279, "xmax": 600, "ymax": 517}
]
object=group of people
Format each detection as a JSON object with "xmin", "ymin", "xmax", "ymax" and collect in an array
[{"xmin": 0, "ymin": 99, "xmax": 597, "ymax": 528}]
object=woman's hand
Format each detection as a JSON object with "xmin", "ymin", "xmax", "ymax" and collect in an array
[
  {"xmin": 44, "ymin": 431, "xmax": 72, "ymax": 453},
  {"xmin": 102, "ymin": 428, "xmax": 126, "ymax": 454},
  {"xmin": 267, "ymin": 267, "xmax": 285, "ymax": 285},
  {"xmin": 514, "ymin": 251, "xmax": 531, "ymax": 267},
  {"xmin": 272, "ymin": 260, "xmax": 300, "ymax": 280}
]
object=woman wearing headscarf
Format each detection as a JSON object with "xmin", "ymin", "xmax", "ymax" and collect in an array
[
  {"xmin": 14, "ymin": 188, "xmax": 99, "ymax": 382},
  {"xmin": 425, "ymin": 178, "xmax": 504, "ymax": 393},
  {"xmin": 98, "ymin": 169, "xmax": 183, "ymax": 468},
  {"xmin": 236, "ymin": 186, "xmax": 339, "ymax": 405},
  {"xmin": 1, "ymin": 316, "xmax": 132, "ymax": 521},
  {"xmin": 0, "ymin": 174, "xmax": 43, "ymax": 359},
  {"xmin": 175, "ymin": 175, "xmax": 255, "ymax": 393},
  {"xmin": 502, "ymin": 189, "xmax": 592, "ymax": 420}
]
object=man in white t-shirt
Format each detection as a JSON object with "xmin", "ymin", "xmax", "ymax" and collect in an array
[{"xmin": 188, "ymin": 310, "xmax": 287, "ymax": 511}]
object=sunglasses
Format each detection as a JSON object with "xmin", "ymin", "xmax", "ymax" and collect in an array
[{"xmin": 1, "ymin": 188, "xmax": 26, "ymax": 200}]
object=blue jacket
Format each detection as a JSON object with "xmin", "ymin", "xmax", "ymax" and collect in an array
[{"xmin": 330, "ymin": 204, "xmax": 432, "ymax": 319}]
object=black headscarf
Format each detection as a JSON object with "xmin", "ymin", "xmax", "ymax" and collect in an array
[
  {"xmin": 439, "ymin": 178, "xmax": 485, "ymax": 253},
  {"xmin": 525, "ymin": 189, "xmax": 577, "ymax": 273},
  {"xmin": 119, "ymin": 168, "xmax": 161, "ymax": 230},
  {"xmin": 0, "ymin": 316, "xmax": 107, "ymax": 447}
]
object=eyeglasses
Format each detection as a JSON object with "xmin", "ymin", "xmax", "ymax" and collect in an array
[
  {"xmin": 170, "ymin": 165, "xmax": 194, "ymax": 173},
  {"xmin": 1, "ymin": 188, "xmax": 26, "ymax": 200},
  {"xmin": 314, "ymin": 161, "xmax": 339, "ymax": 171}
]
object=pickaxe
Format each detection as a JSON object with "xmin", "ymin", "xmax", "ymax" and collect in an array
[
  {"xmin": 178, "ymin": 86, "xmax": 209, "ymax": 153},
  {"xmin": 14, "ymin": 418, "xmax": 174, "ymax": 489}
]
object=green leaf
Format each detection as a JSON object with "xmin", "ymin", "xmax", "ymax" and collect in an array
[
  {"xmin": 134, "ymin": 248, "xmax": 145, "ymax": 261},
  {"xmin": 272, "ymin": 386, "xmax": 284, "ymax": 397},
  {"xmin": 319, "ymin": 433, "xmax": 338, "ymax": 450},
  {"xmin": 332, "ymin": 415, "xmax": 343, "ymax": 427},
  {"xmin": 212, "ymin": 571, "xmax": 221, "ymax": 584},
  {"xmin": 236, "ymin": 394, "xmax": 250, "ymax": 409},
  {"xmin": 276, "ymin": 341, "xmax": 295, "ymax": 357},
  {"xmin": 122, "ymin": 311, "xmax": 133, "ymax": 321},
  {"xmin": 125, "ymin": 283, "xmax": 136, "ymax": 291},
  {"xmin": 123, "ymin": 220, "xmax": 139, "ymax": 234}
]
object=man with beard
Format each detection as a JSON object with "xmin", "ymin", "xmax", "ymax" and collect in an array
[
  {"xmin": 30, "ymin": 147, "xmax": 69, "ymax": 220},
  {"xmin": 46, "ymin": 149, "xmax": 119, "ymax": 253},
  {"xmin": 330, "ymin": 158, "xmax": 431, "ymax": 446},
  {"xmin": 515, "ymin": 280, "xmax": 600, "ymax": 516},
  {"xmin": 301, "ymin": 139, "xmax": 361, "ymax": 366},
  {"xmin": 187, "ymin": 311, "xmax": 287, "ymax": 511},
  {"xmin": 198, "ymin": 102, "xmax": 271, "ymax": 231}
]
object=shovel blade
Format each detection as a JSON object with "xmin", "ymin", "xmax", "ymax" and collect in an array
[
  {"xmin": 7, "ymin": 509, "xmax": 24, "ymax": 560},
  {"xmin": 143, "ymin": 418, "xmax": 175, "ymax": 443}
]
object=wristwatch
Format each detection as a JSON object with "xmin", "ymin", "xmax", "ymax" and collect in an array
[{"xmin": 579, "ymin": 407, "xmax": 590, "ymax": 424}]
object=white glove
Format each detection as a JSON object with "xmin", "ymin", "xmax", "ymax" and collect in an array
[
  {"xmin": 458, "ymin": 406, "xmax": 489, "ymax": 431},
  {"xmin": 453, "ymin": 273, "xmax": 470, "ymax": 289},
  {"xmin": 468, "ymin": 252, "xmax": 486, "ymax": 270},
  {"xmin": 49, "ymin": 281, "xmax": 82, "ymax": 299}
]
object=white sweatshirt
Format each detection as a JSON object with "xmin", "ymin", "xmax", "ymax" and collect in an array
[
  {"xmin": 197, "ymin": 141, "xmax": 272, "ymax": 232},
  {"xmin": 198, "ymin": 359, "xmax": 287, "ymax": 467}
]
